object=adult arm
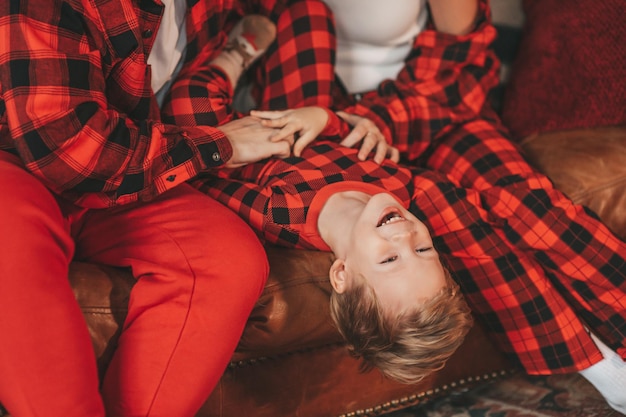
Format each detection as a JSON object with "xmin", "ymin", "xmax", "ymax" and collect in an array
[
  {"xmin": 0, "ymin": 1, "xmax": 285, "ymax": 208},
  {"xmin": 428, "ymin": 0, "xmax": 479, "ymax": 36}
]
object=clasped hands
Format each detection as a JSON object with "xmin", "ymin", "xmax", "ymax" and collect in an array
[{"xmin": 219, "ymin": 106, "xmax": 399, "ymax": 168}]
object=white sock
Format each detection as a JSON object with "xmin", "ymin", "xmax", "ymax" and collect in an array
[{"xmin": 578, "ymin": 332, "xmax": 626, "ymax": 415}]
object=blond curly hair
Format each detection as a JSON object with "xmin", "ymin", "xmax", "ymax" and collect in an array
[{"xmin": 329, "ymin": 269, "xmax": 472, "ymax": 384}]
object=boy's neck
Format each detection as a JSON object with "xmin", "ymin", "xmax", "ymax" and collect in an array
[{"xmin": 317, "ymin": 191, "xmax": 370, "ymax": 256}]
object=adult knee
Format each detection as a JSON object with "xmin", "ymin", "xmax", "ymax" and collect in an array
[
  {"xmin": 177, "ymin": 189, "xmax": 269, "ymax": 302},
  {"xmin": 208, "ymin": 208, "xmax": 269, "ymax": 302},
  {"xmin": 0, "ymin": 157, "xmax": 72, "ymax": 265}
]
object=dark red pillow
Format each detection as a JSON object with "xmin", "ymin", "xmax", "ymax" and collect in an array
[{"xmin": 501, "ymin": 0, "xmax": 626, "ymax": 140}]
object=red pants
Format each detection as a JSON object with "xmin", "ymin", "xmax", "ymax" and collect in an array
[{"xmin": 0, "ymin": 152, "xmax": 268, "ymax": 417}]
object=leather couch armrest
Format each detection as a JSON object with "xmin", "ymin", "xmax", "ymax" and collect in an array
[{"xmin": 520, "ymin": 126, "xmax": 626, "ymax": 239}]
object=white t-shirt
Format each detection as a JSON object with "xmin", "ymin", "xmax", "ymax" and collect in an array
[
  {"xmin": 147, "ymin": 0, "xmax": 188, "ymax": 107},
  {"xmin": 322, "ymin": 0, "xmax": 428, "ymax": 94}
]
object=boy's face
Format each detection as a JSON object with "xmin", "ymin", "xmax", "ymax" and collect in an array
[{"xmin": 341, "ymin": 193, "xmax": 447, "ymax": 315}]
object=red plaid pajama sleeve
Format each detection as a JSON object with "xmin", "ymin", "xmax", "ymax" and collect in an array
[{"xmin": 0, "ymin": 0, "xmax": 237, "ymax": 208}]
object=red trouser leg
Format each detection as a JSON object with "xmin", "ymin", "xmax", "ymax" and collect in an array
[
  {"xmin": 0, "ymin": 152, "xmax": 105, "ymax": 417},
  {"xmin": 74, "ymin": 184, "xmax": 268, "ymax": 417},
  {"xmin": 425, "ymin": 120, "xmax": 626, "ymax": 360}
]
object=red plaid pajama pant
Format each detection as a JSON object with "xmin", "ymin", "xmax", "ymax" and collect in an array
[{"xmin": 417, "ymin": 119, "xmax": 626, "ymax": 373}]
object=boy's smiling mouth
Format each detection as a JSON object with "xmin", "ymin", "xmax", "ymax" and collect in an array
[{"xmin": 377, "ymin": 209, "xmax": 405, "ymax": 227}]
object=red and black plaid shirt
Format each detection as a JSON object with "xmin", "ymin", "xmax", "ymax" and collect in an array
[{"xmin": 0, "ymin": 0, "xmax": 279, "ymax": 207}]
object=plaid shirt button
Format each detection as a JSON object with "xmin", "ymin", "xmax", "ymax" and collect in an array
[
  {"xmin": 212, "ymin": 152, "xmax": 221, "ymax": 162},
  {"xmin": 142, "ymin": 29, "xmax": 153, "ymax": 38},
  {"xmin": 166, "ymin": 175, "xmax": 176, "ymax": 182}
]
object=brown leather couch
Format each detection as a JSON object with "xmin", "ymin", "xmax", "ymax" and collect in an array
[
  {"xmin": 61, "ymin": 126, "xmax": 625, "ymax": 417},
  {"xmin": 5, "ymin": 3, "xmax": 626, "ymax": 414}
]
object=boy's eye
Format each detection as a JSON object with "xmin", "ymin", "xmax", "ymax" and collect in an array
[
  {"xmin": 416, "ymin": 247, "xmax": 433, "ymax": 253},
  {"xmin": 380, "ymin": 255, "xmax": 398, "ymax": 264}
]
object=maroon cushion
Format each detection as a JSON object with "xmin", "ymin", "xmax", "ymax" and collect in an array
[{"xmin": 501, "ymin": 0, "xmax": 626, "ymax": 140}]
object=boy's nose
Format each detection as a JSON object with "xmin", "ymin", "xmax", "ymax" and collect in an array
[{"xmin": 389, "ymin": 229, "xmax": 414, "ymax": 242}]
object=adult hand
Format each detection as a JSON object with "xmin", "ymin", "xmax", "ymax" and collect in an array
[
  {"xmin": 336, "ymin": 111, "xmax": 400, "ymax": 164},
  {"xmin": 217, "ymin": 116, "xmax": 293, "ymax": 168},
  {"xmin": 251, "ymin": 106, "xmax": 329, "ymax": 157}
]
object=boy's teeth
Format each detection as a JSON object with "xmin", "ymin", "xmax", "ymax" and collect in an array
[
  {"xmin": 383, "ymin": 216, "xmax": 400, "ymax": 225},
  {"xmin": 379, "ymin": 213, "xmax": 402, "ymax": 226}
]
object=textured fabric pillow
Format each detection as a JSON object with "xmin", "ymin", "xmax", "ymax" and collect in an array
[{"xmin": 501, "ymin": 0, "xmax": 626, "ymax": 140}]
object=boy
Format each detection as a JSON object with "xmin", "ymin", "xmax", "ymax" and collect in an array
[{"xmin": 194, "ymin": 122, "xmax": 626, "ymax": 409}]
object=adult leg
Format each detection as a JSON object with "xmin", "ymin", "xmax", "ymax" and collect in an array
[
  {"xmin": 0, "ymin": 152, "xmax": 104, "ymax": 417},
  {"xmin": 75, "ymin": 184, "xmax": 268, "ymax": 417}
]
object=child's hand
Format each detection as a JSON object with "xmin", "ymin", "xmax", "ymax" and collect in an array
[
  {"xmin": 250, "ymin": 106, "xmax": 329, "ymax": 157},
  {"xmin": 337, "ymin": 111, "xmax": 400, "ymax": 164}
]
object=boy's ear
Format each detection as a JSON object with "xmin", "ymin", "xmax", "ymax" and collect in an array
[{"xmin": 329, "ymin": 259, "xmax": 348, "ymax": 293}]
